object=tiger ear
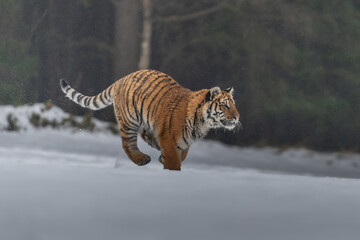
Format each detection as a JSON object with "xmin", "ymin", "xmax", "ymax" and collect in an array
[
  {"xmin": 206, "ymin": 87, "xmax": 221, "ymax": 101},
  {"xmin": 225, "ymin": 87, "xmax": 234, "ymax": 95}
]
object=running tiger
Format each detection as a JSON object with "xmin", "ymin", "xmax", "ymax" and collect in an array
[{"xmin": 60, "ymin": 70, "xmax": 241, "ymax": 170}]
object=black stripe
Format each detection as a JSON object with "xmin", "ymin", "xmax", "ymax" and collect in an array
[
  {"xmin": 204, "ymin": 90, "xmax": 211, "ymax": 102},
  {"xmin": 136, "ymin": 72, "xmax": 162, "ymax": 104},
  {"xmin": 192, "ymin": 117, "xmax": 198, "ymax": 139},
  {"xmin": 191, "ymin": 102, "xmax": 205, "ymax": 139},
  {"xmin": 132, "ymin": 71, "xmax": 156, "ymax": 122},
  {"xmin": 77, "ymin": 94, "xmax": 83, "ymax": 103},
  {"xmin": 121, "ymin": 119, "xmax": 139, "ymax": 132},
  {"xmin": 208, "ymin": 116, "xmax": 216, "ymax": 122},
  {"xmin": 122, "ymin": 98, "xmax": 137, "ymax": 122},
  {"xmin": 209, "ymin": 101, "xmax": 216, "ymax": 112},
  {"xmin": 123, "ymin": 72, "xmax": 147, "ymax": 123},
  {"xmin": 138, "ymin": 74, "xmax": 163, "ymax": 107},
  {"xmin": 145, "ymin": 77, "xmax": 174, "ymax": 126},
  {"xmin": 154, "ymin": 82, "xmax": 179, "ymax": 105},
  {"xmin": 169, "ymin": 93, "xmax": 188, "ymax": 131},
  {"xmin": 139, "ymin": 74, "xmax": 167, "ymax": 122},
  {"xmin": 78, "ymin": 95, "xmax": 85, "ymax": 103},
  {"xmin": 121, "ymin": 135, "xmax": 137, "ymax": 142},
  {"xmin": 85, "ymin": 97, "xmax": 91, "ymax": 106},
  {"xmin": 125, "ymin": 70, "xmax": 148, "ymax": 119},
  {"xmin": 193, "ymin": 102, "xmax": 204, "ymax": 125},
  {"xmin": 104, "ymin": 87, "xmax": 109, "ymax": 100},
  {"xmin": 149, "ymin": 84, "xmax": 179, "ymax": 126},
  {"xmin": 151, "ymin": 85, "xmax": 181, "ymax": 122},
  {"xmin": 92, "ymin": 97, "xmax": 99, "ymax": 109},
  {"xmin": 145, "ymin": 77, "xmax": 173, "ymax": 111},
  {"xmin": 122, "ymin": 75, "xmax": 138, "ymax": 122},
  {"xmin": 71, "ymin": 90, "xmax": 77, "ymax": 99},
  {"xmin": 123, "ymin": 71, "xmax": 142, "ymax": 99},
  {"xmin": 106, "ymin": 85, "xmax": 113, "ymax": 99},
  {"xmin": 122, "ymin": 130, "xmax": 137, "ymax": 136},
  {"xmin": 121, "ymin": 124, "xmax": 139, "ymax": 132},
  {"xmin": 99, "ymin": 91, "xmax": 107, "ymax": 105},
  {"xmin": 188, "ymin": 92, "xmax": 206, "ymax": 130},
  {"xmin": 213, "ymin": 102, "xmax": 219, "ymax": 114},
  {"xmin": 109, "ymin": 84, "xmax": 114, "ymax": 93},
  {"xmin": 182, "ymin": 131, "xmax": 189, "ymax": 146},
  {"xmin": 207, "ymin": 110, "xmax": 217, "ymax": 123},
  {"xmin": 81, "ymin": 97, "xmax": 87, "ymax": 106}
]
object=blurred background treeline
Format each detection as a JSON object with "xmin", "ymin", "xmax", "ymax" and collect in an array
[{"xmin": 1, "ymin": 0, "xmax": 360, "ymax": 151}]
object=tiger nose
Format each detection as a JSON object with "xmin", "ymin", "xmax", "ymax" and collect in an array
[{"xmin": 233, "ymin": 115, "xmax": 239, "ymax": 121}]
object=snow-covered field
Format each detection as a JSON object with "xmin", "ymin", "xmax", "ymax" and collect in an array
[{"xmin": 1, "ymin": 104, "xmax": 360, "ymax": 240}]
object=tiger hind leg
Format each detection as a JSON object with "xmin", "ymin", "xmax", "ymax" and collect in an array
[
  {"xmin": 140, "ymin": 129, "xmax": 160, "ymax": 150},
  {"xmin": 121, "ymin": 128, "xmax": 151, "ymax": 166}
]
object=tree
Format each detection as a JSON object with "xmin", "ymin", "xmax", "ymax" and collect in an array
[
  {"xmin": 2, "ymin": 0, "xmax": 360, "ymax": 151},
  {"xmin": 112, "ymin": 0, "xmax": 141, "ymax": 78},
  {"xmin": 24, "ymin": 0, "xmax": 114, "ymax": 113},
  {"xmin": 138, "ymin": 0, "xmax": 152, "ymax": 70},
  {"xmin": 0, "ymin": 0, "xmax": 38, "ymax": 104}
]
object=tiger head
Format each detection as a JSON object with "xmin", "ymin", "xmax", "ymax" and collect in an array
[{"xmin": 204, "ymin": 86, "xmax": 242, "ymax": 130}]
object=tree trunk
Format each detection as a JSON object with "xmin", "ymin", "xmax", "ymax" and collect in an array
[
  {"xmin": 138, "ymin": 0, "xmax": 152, "ymax": 70},
  {"xmin": 112, "ymin": 0, "xmax": 141, "ymax": 79}
]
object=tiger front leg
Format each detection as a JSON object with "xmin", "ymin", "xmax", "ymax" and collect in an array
[{"xmin": 159, "ymin": 137, "xmax": 182, "ymax": 171}]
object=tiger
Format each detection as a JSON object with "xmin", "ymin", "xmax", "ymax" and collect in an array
[{"xmin": 60, "ymin": 69, "xmax": 241, "ymax": 170}]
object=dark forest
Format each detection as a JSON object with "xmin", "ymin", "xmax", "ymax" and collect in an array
[{"xmin": 1, "ymin": 0, "xmax": 360, "ymax": 151}]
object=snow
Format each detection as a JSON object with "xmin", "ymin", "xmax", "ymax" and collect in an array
[
  {"xmin": 191, "ymin": 141, "xmax": 360, "ymax": 178},
  {"xmin": 1, "ymin": 104, "xmax": 360, "ymax": 240},
  {"xmin": 0, "ymin": 103, "xmax": 115, "ymax": 133}
]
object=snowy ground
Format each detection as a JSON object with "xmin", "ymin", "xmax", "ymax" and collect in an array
[
  {"xmin": 1, "ymin": 104, "xmax": 360, "ymax": 240},
  {"xmin": 1, "ymin": 130, "xmax": 360, "ymax": 240}
]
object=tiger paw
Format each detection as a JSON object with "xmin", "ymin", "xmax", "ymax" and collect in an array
[{"xmin": 136, "ymin": 155, "xmax": 151, "ymax": 166}]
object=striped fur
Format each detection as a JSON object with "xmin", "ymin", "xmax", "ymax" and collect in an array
[
  {"xmin": 60, "ymin": 79, "xmax": 114, "ymax": 110},
  {"xmin": 60, "ymin": 70, "xmax": 241, "ymax": 170}
]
